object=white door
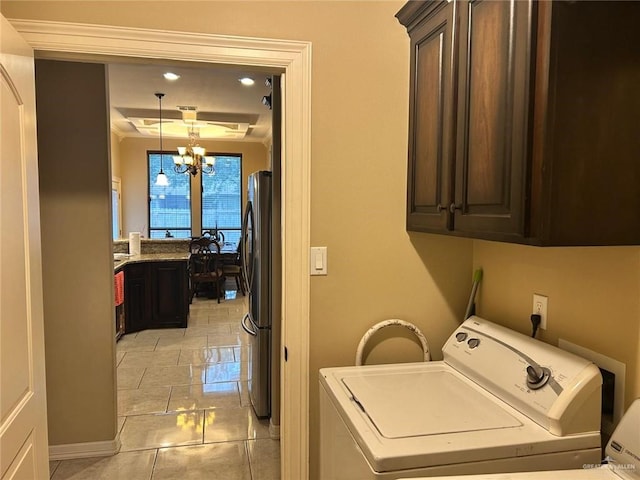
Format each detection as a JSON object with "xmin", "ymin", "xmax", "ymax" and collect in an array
[{"xmin": 0, "ymin": 14, "xmax": 50, "ymax": 480}]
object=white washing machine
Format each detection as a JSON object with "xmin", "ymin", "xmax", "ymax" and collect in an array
[
  {"xmin": 399, "ymin": 399, "xmax": 640, "ymax": 480},
  {"xmin": 319, "ymin": 316, "xmax": 603, "ymax": 479}
]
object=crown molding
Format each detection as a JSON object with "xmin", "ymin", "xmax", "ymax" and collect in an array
[{"xmin": 9, "ymin": 19, "xmax": 308, "ymax": 68}]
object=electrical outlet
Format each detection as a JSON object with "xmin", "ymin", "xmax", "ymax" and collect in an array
[{"xmin": 532, "ymin": 294, "xmax": 548, "ymax": 330}]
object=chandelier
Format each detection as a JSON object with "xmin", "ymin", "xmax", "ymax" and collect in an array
[{"xmin": 172, "ymin": 118, "xmax": 216, "ymax": 176}]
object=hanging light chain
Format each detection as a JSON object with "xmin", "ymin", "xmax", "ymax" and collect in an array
[{"xmin": 154, "ymin": 92, "xmax": 169, "ymax": 186}]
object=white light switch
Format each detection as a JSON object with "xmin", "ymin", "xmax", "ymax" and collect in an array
[{"xmin": 310, "ymin": 247, "xmax": 327, "ymax": 275}]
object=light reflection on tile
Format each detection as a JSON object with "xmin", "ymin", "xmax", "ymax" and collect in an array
[
  {"xmin": 207, "ymin": 333, "xmax": 247, "ymax": 347},
  {"xmin": 50, "ymin": 450, "xmax": 156, "ymax": 479},
  {"xmin": 234, "ymin": 346, "xmax": 251, "ymax": 363},
  {"xmin": 238, "ymin": 381, "xmax": 251, "ymax": 407},
  {"xmin": 203, "ymin": 407, "xmax": 270, "ymax": 443},
  {"xmin": 205, "ymin": 362, "xmax": 246, "ymax": 383},
  {"xmin": 183, "ymin": 323, "xmax": 232, "ymax": 336},
  {"xmin": 119, "ymin": 411, "xmax": 205, "ymax": 451},
  {"xmin": 118, "ymin": 386, "xmax": 171, "ymax": 416},
  {"xmin": 178, "ymin": 346, "xmax": 235, "ymax": 365},
  {"xmin": 112, "ymin": 290, "xmax": 277, "ymax": 475},
  {"xmin": 153, "ymin": 442, "xmax": 251, "ymax": 480},
  {"xmin": 168, "ymin": 382, "xmax": 240, "ymax": 411},
  {"xmin": 139, "ymin": 365, "xmax": 206, "ymax": 388}
]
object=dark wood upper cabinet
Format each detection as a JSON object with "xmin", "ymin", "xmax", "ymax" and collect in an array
[
  {"xmin": 397, "ymin": 0, "xmax": 640, "ymax": 246},
  {"xmin": 405, "ymin": 0, "xmax": 455, "ymax": 232},
  {"xmin": 453, "ymin": 0, "xmax": 532, "ymax": 239}
]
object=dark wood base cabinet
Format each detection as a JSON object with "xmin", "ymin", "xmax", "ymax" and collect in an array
[
  {"xmin": 397, "ymin": 0, "xmax": 640, "ymax": 246},
  {"xmin": 124, "ymin": 261, "xmax": 189, "ymax": 334},
  {"xmin": 115, "ymin": 303, "xmax": 125, "ymax": 340}
]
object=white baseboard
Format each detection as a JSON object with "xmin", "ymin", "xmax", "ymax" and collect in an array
[
  {"xmin": 49, "ymin": 436, "xmax": 121, "ymax": 461},
  {"xmin": 269, "ymin": 420, "xmax": 280, "ymax": 440}
]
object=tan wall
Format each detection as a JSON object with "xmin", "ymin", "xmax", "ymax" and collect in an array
[
  {"xmin": 2, "ymin": 1, "xmax": 475, "ymax": 476},
  {"xmin": 473, "ymin": 241, "xmax": 640, "ymax": 409},
  {"xmin": 110, "ymin": 131, "xmax": 122, "ymax": 179},
  {"xmin": 8, "ymin": 3, "xmax": 640, "ymax": 479},
  {"xmin": 4, "ymin": 3, "xmax": 638, "ymax": 476},
  {"xmin": 35, "ymin": 59, "xmax": 117, "ymax": 446},
  {"xmin": 118, "ymin": 137, "xmax": 268, "ymax": 238}
]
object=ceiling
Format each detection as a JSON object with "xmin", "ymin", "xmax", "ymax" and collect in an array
[{"xmin": 108, "ymin": 61, "xmax": 274, "ymax": 143}]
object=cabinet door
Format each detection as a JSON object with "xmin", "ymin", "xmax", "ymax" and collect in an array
[
  {"xmin": 150, "ymin": 262, "xmax": 188, "ymax": 328},
  {"xmin": 454, "ymin": 0, "xmax": 534, "ymax": 239},
  {"xmin": 124, "ymin": 263, "xmax": 149, "ymax": 334},
  {"xmin": 406, "ymin": 2, "xmax": 455, "ymax": 232}
]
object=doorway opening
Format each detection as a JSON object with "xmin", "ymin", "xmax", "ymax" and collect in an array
[{"xmin": 12, "ymin": 19, "xmax": 311, "ymax": 479}]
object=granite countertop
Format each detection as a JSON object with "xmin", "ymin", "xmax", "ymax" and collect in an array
[{"xmin": 113, "ymin": 252, "xmax": 190, "ymax": 271}]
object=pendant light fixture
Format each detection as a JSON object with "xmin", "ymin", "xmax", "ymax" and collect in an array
[{"xmin": 154, "ymin": 92, "xmax": 169, "ymax": 186}]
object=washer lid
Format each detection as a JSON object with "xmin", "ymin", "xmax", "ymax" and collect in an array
[{"xmin": 342, "ymin": 370, "xmax": 521, "ymax": 439}]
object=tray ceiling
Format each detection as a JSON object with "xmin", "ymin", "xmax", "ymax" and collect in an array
[{"xmin": 108, "ymin": 62, "xmax": 274, "ymax": 142}]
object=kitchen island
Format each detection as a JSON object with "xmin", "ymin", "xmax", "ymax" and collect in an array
[{"xmin": 114, "ymin": 251, "xmax": 190, "ymax": 337}]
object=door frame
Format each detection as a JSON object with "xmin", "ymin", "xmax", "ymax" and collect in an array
[
  {"xmin": 111, "ymin": 176, "xmax": 122, "ymax": 240},
  {"xmin": 9, "ymin": 19, "xmax": 311, "ymax": 480}
]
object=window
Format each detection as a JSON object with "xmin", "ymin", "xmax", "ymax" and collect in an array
[
  {"xmin": 201, "ymin": 154, "xmax": 242, "ymax": 245},
  {"xmin": 148, "ymin": 151, "xmax": 191, "ymax": 238}
]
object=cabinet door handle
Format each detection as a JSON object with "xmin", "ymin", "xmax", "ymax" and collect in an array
[
  {"xmin": 436, "ymin": 204, "xmax": 446, "ymax": 213},
  {"xmin": 449, "ymin": 203, "xmax": 462, "ymax": 214}
]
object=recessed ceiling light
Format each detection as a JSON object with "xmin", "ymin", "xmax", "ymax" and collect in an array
[
  {"xmin": 239, "ymin": 77, "xmax": 255, "ymax": 86},
  {"xmin": 163, "ymin": 72, "xmax": 180, "ymax": 81}
]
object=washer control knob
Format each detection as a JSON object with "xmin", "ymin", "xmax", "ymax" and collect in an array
[
  {"xmin": 467, "ymin": 338, "xmax": 480, "ymax": 349},
  {"xmin": 455, "ymin": 332, "xmax": 468, "ymax": 342},
  {"xmin": 526, "ymin": 365, "xmax": 550, "ymax": 389}
]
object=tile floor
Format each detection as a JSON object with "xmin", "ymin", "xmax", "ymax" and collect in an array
[{"xmin": 49, "ymin": 289, "xmax": 280, "ymax": 480}]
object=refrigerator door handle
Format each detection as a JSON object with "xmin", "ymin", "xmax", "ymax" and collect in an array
[
  {"xmin": 241, "ymin": 312, "xmax": 258, "ymax": 337},
  {"xmin": 241, "ymin": 201, "xmax": 254, "ymax": 294}
]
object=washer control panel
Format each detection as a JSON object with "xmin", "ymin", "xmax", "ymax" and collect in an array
[
  {"xmin": 443, "ymin": 316, "xmax": 602, "ymax": 435},
  {"xmin": 455, "ymin": 331, "xmax": 481, "ymax": 349},
  {"xmin": 526, "ymin": 365, "xmax": 550, "ymax": 389}
]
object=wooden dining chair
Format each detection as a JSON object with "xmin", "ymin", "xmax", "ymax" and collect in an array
[
  {"xmin": 202, "ymin": 229, "xmax": 225, "ymax": 244},
  {"xmin": 221, "ymin": 241, "xmax": 245, "ymax": 296},
  {"xmin": 188, "ymin": 238, "xmax": 224, "ymax": 303},
  {"xmin": 190, "ymin": 236, "xmax": 215, "ymax": 254}
]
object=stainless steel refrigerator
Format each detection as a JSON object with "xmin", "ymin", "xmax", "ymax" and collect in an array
[{"xmin": 241, "ymin": 170, "xmax": 275, "ymax": 418}]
